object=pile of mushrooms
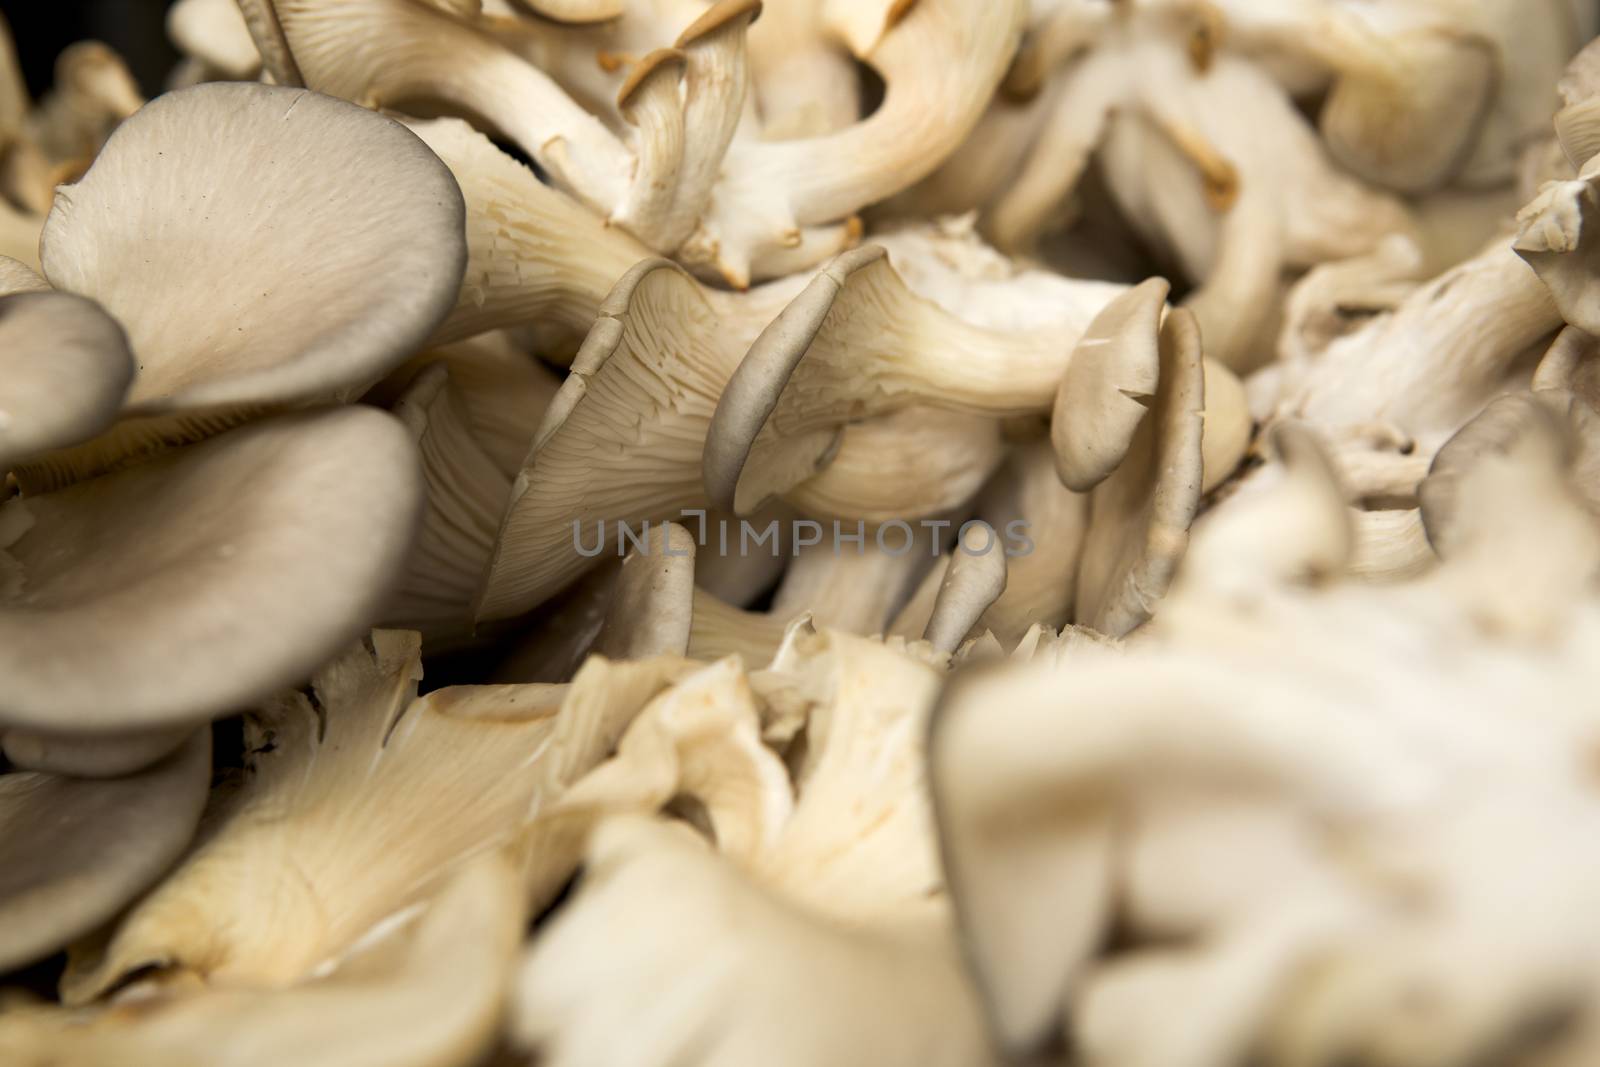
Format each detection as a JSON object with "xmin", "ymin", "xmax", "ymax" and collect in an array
[{"xmin": 2, "ymin": 1, "xmax": 1600, "ymax": 1064}]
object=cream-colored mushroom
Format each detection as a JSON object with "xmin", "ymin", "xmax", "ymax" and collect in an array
[
  {"xmin": 167, "ymin": 0, "xmax": 263, "ymax": 82},
  {"xmin": 701, "ymin": 244, "xmax": 1127, "ymax": 514},
  {"xmin": 0, "ymin": 730, "xmax": 210, "ymax": 973},
  {"xmin": 1073, "ymin": 307, "xmax": 1205, "ymax": 637},
  {"xmin": 23, "ymin": 82, "xmax": 466, "ymax": 492},
  {"xmin": 0, "ymin": 407, "xmax": 423, "ymax": 737},
  {"xmin": 0, "ymin": 851, "xmax": 524, "ymax": 1067},
  {"xmin": 62, "ymin": 630, "xmax": 686, "ymax": 999},
  {"xmin": 245, "ymin": 0, "xmax": 1024, "ymax": 284},
  {"xmin": 907, "ymin": 2, "xmax": 1413, "ymax": 369},
  {"xmin": 931, "ymin": 414, "xmax": 1600, "ymax": 1064},
  {"xmin": 515, "ymin": 627, "xmax": 994, "ymax": 1066}
]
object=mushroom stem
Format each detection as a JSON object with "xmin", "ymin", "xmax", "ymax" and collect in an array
[
  {"xmin": 663, "ymin": 0, "xmax": 762, "ymax": 248},
  {"xmin": 610, "ymin": 50, "xmax": 690, "ymax": 247}
]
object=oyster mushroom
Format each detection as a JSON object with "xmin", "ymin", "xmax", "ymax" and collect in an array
[
  {"xmin": 0, "ymin": 850, "xmax": 524, "ymax": 1067},
  {"xmin": 1073, "ymin": 307, "xmax": 1206, "ymax": 637},
  {"xmin": 63, "ymin": 629, "xmax": 686, "ymax": 1000},
  {"xmin": 23, "ymin": 82, "xmax": 466, "ymax": 492},
  {"xmin": 0, "ymin": 290, "xmax": 133, "ymax": 473},
  {"xmin": 0, "ymin": 730, "xmax": 210, "ymax": 973},
  {"xmin": 930, "ymin": 413, "xmax": 1600, "ymax": 1066},
  {"xmin": 382, "ymin": 342, "xmax": 562, "ymax": 647},
  {"xmin": 701, "ymin": 244, "xmax": 1129, "ymax": 515},
  {"xmin": 515, "ymin": 627, "xmax": 994, "ymax": 1067},
  {"xmin": 0, "ymin": 407, "xmax": 423, "ymax": 737},
  {"xmin": 246, "ymin": 0, "xmax": 1024, "ymax": 284}
]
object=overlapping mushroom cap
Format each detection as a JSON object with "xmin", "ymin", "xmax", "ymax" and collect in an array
[
  {"xmin": 0, "ymin": 408, "xmax": 424, "ymax": 736},
  {"xmin": 24, "ymin": 81, "xmax": 466, "ymax": 490}
]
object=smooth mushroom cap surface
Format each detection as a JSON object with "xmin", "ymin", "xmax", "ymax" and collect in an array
[
  {"xmin": 35, "ymin": 82, "xmax": 465, "ymax": 481},
  {"xmin": 1051, "ymin": 276, "xmax": 1168, "ymax": 492},
  {"xmin": 0, "ymin": 290, "xmax": 134, "ymax": 470},
  {"xmin": 0, "ymin": 729, "xmax": 210, "ymax": 973},
  {"xmin": 0, "ymin": 406, "xmax": 424, "ymax": 734}
]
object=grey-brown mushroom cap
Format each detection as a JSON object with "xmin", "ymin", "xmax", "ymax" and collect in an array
[
  {"xmin": 39, "ymin": 82, "xmax": 466, "ymax": 416},
  {"xmin": 1051, "ymin": 276, "xmax": 1168, "ymax": 493},
  {"xmin": 0, "ymin": 728, "xmax": 210, "ymax": 972},
  {"xmin": 0, "ymin": 291, "xmax": 134, "ymax": 469},
  {"xmin": 0, "ymin": 406, "xmax": 424, "ymax": 733},
  {"xmin": 1419, "ymin": 393, "xmax": 1571, "ymax": 559}
]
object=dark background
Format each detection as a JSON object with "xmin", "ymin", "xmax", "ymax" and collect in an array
[
  {"xmin": 8, "ymin": 0, "xmax": 1600, "ymax": 105},
  {"xmin": 2, "ymin": 0, "xmax": 179, "ymax": 98}
]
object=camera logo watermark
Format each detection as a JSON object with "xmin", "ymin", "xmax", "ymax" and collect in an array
[{"xmin": 574, "ymin": 510, "xmax": 1034, "ymax": 558}]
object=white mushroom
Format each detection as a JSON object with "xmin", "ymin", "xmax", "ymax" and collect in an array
[{"xmin": 62, "ymin": 629, "xmax": 686, "ymax": 999}]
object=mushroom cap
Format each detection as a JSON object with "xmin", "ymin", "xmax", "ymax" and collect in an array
[
  {"xmin": 1051, "ymin": 276, "xmax": 1168, "ymax": 492},
  {"xmin": 35, "ymin": 82, "xmax": 465, "ymax": 481},
  {"xmin": 0, "ymin": 729, "xmax": 210, "ymax": 972},
  {"xmin": 1419, "ymin": 393, "xmax": 1565, "ymax": 560},
  {"xmin": 1, "ymin": 723, "xmax": 195, "ymax": 778},
  {"xmin": 0, "ymin": 291, "xmax": 134, "ymax": 471},
  {"xmin": 0, "ymin": 406, "xmax": 424, "ymax": 734},
  {"xmin": 476, "ymin": 259, "xmax": 736, "ymax": 622},
  {"xmin": 1073, "ymin": 306, "xmax": 1206, "ymax": 637}
]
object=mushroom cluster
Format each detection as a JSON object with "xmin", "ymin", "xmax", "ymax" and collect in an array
[{"xmin": 2, "ymin": 1, "xmax": 1600, "ymax": 1064}]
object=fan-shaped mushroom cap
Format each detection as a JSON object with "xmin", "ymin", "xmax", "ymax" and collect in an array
[
  {"xmin": 0, "ymin": 850, "xmax": 523, "ymax": 1067},
  {"xmin": 28, "ymin": 82, "xmax": 465, "ymax": 490},
  {"xmin": 63, "ymin": 630, "xmax": 682, "ymax": 999},
  {"xmin": 0, "ymin": 407, "xmax": 424, "ymax": 735},
  {"xmin": 0, "ymin": 291, "xmax": 133, "ymax": 472},
  {"xmin": 0, "ymin": 729, "xmax": 210, "ymax": 973},
  {"xmin": 476, "ymin": 260, "xmax": 741, "ymax": 621},
  {"xmin": 1074, "ymin": 307, "xmax": 1206, "ymax": 637}
]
